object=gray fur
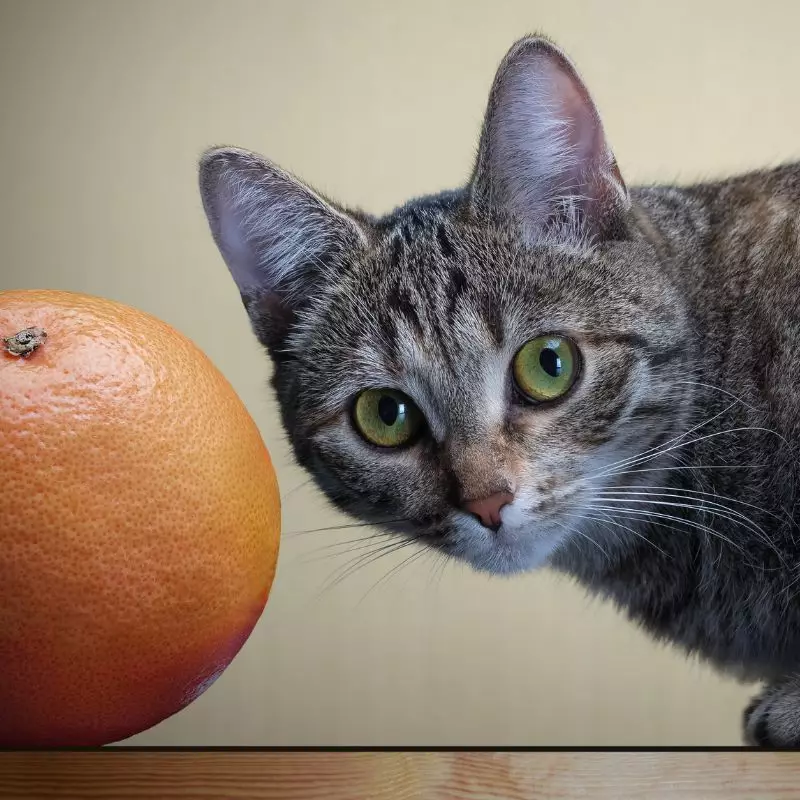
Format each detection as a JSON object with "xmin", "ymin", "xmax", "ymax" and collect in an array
[{"xmin": 199, "ymin": 35, "xmax": 800, "ymax": 746}]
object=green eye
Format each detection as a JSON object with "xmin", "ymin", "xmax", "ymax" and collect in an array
[
  {"xmin": 353, "ymin": 389, "xmax": 424, "ymax": 447},
  {"xmin": 512, "ymin": 335, "xmax": 580, "ymax": 403}
]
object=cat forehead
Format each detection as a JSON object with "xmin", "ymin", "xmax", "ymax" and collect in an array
[
  {"xmin": 305, "ymin": 210, "xmax": 607, "ymax": 368},
  {"xmin": 351, "ymin": 217, "xmax": 600, "ymax": 325}
]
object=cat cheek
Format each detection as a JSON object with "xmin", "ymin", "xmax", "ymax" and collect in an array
[{"xmin": 313, "ymin": 429, "xmax": 445, "ymax": 519}]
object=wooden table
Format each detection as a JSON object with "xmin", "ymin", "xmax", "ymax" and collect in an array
[{"xmin": 1, "ymin": 751, "xmax": 798, "ymax": 799}]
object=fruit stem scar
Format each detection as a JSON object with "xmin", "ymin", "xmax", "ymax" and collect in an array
[{"xmin": 3, "ymin": 327, "xmax": 48, "ymax": 358}]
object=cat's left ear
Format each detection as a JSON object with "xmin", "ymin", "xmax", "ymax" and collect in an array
[
  {"xmin": 199, "ymin": 147, "xmax": 369, "ymax": 356},
  {"xmin": 471, "ymin": 36, "xmax": 629, "ymax": 242}
]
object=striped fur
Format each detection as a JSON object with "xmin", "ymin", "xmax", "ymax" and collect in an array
[{"xmin": 200, "ymin": 35, "xmax": 800, "ymax": 745}]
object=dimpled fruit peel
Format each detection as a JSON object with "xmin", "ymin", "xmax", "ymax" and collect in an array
[{"xmin": 0, "ymin": 290, "xmax": 280, "ymax": 746}]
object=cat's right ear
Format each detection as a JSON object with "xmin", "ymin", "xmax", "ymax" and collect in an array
[
  {"xmin": 471, "ymin": 36, "xmax": 629, "ymax": 243},
  {"xmin": 198, "ymin": 147, "xmax": 368, "ymax": 355}
]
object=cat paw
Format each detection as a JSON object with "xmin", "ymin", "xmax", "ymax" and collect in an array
[{"xmin": 744, "ymin": 679, "xmax": 800, "ymax": 747}]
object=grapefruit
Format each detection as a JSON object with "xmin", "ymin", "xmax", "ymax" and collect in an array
[{"xmin": 0, "ymin": 290, "xmax": 280, "ymax": 746}]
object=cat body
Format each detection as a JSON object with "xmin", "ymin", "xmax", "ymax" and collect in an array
[
  {"xmin": 570, "ymin": 170, "xmax": 800, "ymax": 680},
  {"xmin": 198, "ymin": 36, "xmax": 800, "ymax": 745}
]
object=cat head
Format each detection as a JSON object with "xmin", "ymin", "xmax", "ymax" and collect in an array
[{"xmin": 198, "ymin": 36, "xmax": 689, "ymax": 574}]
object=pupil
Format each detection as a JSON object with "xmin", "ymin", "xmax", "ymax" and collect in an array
[
  {"xmin": 378, "ymin": 396, "xmax": 400, "ymax": 426},
  {"xmin": 539, "ymin": 348, "xmax": 561, "ymax": 377}
]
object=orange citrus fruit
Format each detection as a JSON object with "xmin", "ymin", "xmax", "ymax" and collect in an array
[{"xmin": 0, "ymin": 290, "xmax": 280, "ymax": 746}]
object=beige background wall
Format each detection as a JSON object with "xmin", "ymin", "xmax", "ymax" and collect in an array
[{"xmin": 2, "ymin": 0, "xmax": 798, "ymax": 745}]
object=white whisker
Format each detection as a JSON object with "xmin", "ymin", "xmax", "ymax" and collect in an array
[
  {"xmin": 555, "ymin": 520, "xmax": 610, "ymax": 560},
  {"xmin": 594, "ymin": 425, "xmax": 792, "ymax": 482},
  {"xmin": 594, "ymin": 486, "xmax": 773, "ymax": 533},
  {"xmin": 586, "ymin": 402, "xmax": 737, "ymax": 480},
  {"xmin": 596, "ymin": 484, "xmax": 792, "ymax": 532},
  {"xmin": 671, "ymin": 379, "xmax": 760, "ymax": 413},
  {"xmin": 582, "ymin": 504, "xmax": 748, "ymax": 557},
  {"xmin": 590, "ymin": 490, "xmax": 784, "ymax": 563},
  {"xmin": 564, "ymin": 509, "xmax": 670, "ymax": 558}
]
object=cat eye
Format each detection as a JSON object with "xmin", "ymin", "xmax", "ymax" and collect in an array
[
  {"xmin": 512, "ymin": 335, "xmax": 580, "ymax": 403},
  {"xmin": 352, "ymin": 388, "xmax": 424, "ymax": 448}
]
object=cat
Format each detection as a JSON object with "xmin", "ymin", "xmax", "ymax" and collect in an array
[{"xmin": 198, "ymin": 35, "xmax": 800, "ymax": 747}]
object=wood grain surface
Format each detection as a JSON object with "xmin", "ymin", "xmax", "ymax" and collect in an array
[{"xmin": 0, "ymin": 752, "xmax": 798, "ymax": 799}]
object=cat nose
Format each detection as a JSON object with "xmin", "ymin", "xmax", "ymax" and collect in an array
[{"xmin": 462, "ymin": 492, "xmax": 514, "ymax": 531}]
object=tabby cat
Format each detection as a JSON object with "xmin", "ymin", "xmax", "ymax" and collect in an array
[{"xmin": 198, "ymin": 35, "xmax": 800, "ymax": 746}]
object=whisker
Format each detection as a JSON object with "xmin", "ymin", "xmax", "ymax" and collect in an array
[
  {"xmin": 612, "ymin": 464, "xmax": 766, "ymax": 476},
  {"xmin": 589, "ymin": 417, "xmax": 734, "ymax": 479},
  {"xmin": 324, "ymin": 539, "xmax": 410, "ymax": 579},
  {"xmin": 280, "ymin": 478, "xmax": 313, "ymax": 502},
  {"xmin": 582, "ymin": 504, "xmax": 748, "ymax": 557},
  {"xmin": 589, "ymin": 495, "xmax": 762, "ymax": 539},
  {"xmin": 589, "ymin": 489, "xmax": 783, "ymax": 559},
  {"xmin": 418, "ymin": 550, "xmax": 444, "ymax": 595},
  {"xmin": 566, "ymin": 509, "xmax": 670, "ymax": 558},
  {"xmin": 587, "ymin": 402, "xmax": 737, "ymax": 480},
  {"xmin": 595, "ymin": 484, "xmax": 793, "ymax": 535},
  {"xmin": 318, "ymin": 536, "xmax": 423, "ymax": 596},
  {"xmin": 590, "ymin": 509, "xmax": 705, "ymax": 553},
  {"xmin": 297, "ymin": 532, "xmax": 394, "ymax": 564},
  {"xmin": 671, "ymin": 379, "xmax": 759, "ymax": 413},
  {"xmin": 357, "ymin": 546, "xmax": 429, "ymax": 605},
  {"xmin": 593, "ymin": 489, "xmax": 768, "ymax": 534},
  {"xmin": 778, "ymin": 564, "xmax": 800, "ymax": 603},
  {"xmin": 339, "ymin": 533, "xmax": 424, "ymax": 571},
  {"xmin": 594, "ymin": 425, "xmax": 792, "ymax": 481},
  {"xmin": 558, "ymin": 521, "xmax": 610, "ymax": 560},
  {"xmin": 284, "ymin": 518, "xmax": 408, "ymax": 537},
  {"xmin": 780, "ymin": 569, "xmax": 800, "ymax": 596},
  {"xmin": 430, "ymin": 552, "xmax": 451, "ymax": 593}
]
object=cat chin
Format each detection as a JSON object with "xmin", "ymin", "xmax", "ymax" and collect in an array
[{"xmin": 450, "ymin": 514, "xmax": 566, "ymax": 576}]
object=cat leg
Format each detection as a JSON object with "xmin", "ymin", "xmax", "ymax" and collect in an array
[{"xmin": 744, "ymin": 676, "xmax": 800, "ymax": 747}]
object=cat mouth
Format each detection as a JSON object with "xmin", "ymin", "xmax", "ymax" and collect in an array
[
  {"xmin": 371, "ymin": 501, "xmax": 572, "ymax": 574},
  {"xmin": 440, "ymin": 507, "xmax": 569, "ymax": 574}
]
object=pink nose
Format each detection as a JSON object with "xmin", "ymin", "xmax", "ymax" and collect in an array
[{"xmin": 462, "ymin": 492, "xmax": 514, "ymax": 531}]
